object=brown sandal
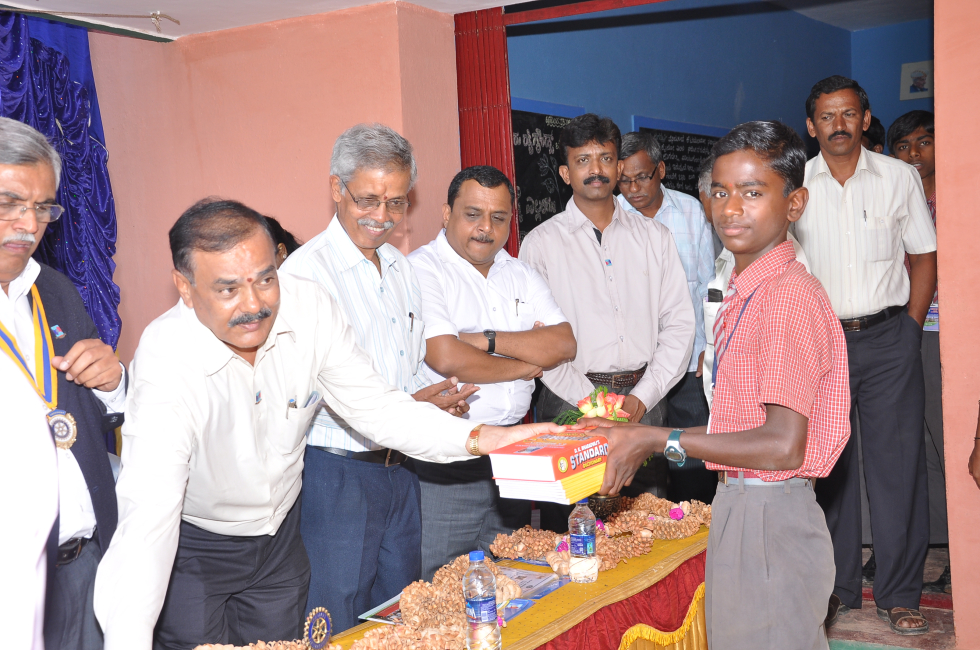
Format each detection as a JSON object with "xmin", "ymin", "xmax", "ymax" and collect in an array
[
  {"xmin": 876, "ymin": 607, "xmax": 929, "ymax": 636},
  {"xmin": 825, "ymin": 594, "xmax": 849, "ymax": 628}
]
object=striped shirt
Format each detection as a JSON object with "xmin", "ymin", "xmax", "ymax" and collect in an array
[
  {"xmin": 617, "ymin": 188, "xmax": 715, "ymax": 372},
  {"xmin": 280, "ymin": 216, "xmax": 430, "ymax": 451},
  {"xmin": 707, "ymin": 241, "xmax": 850, "ymax": 480},
  {"xmin": 793, "ymin": 147, "xmax": 937, "ymax": 319}
]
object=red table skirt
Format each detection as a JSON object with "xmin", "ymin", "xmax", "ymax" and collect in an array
[{"xmin": 540, "ymin": 551, "xmax": 706, "ymax": 650}]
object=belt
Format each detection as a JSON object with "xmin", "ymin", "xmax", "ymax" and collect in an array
[
  {"xmin": 586, "ymin": 364, "xmax": 647, "ymax": 389},
  {"xmin": 56, "ymin": 535, "xmax": 91, "ymax": 566},
  {"xmin": 839, "ymin": 305, "xmax": 905, "ymax": 332},
  {"xmin": 719, "ymin": 471, "xmax": 815, "ymax": 488},
  {"xmin": 314, "ymin": 446, "xmax": 406, "ymax": 467}
]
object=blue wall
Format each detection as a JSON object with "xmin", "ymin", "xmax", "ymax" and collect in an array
[
  {"xmin": 507, "ymin": 0, "xmax": 852, "ymax": 142},
  {"xmin": 851, "ymin": 19, "xmax": 934, "ymax": 152}
]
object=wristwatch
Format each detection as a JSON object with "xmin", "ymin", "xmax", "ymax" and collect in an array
[
  {"xmin": 466, "ymin": 424, "xmax": 485, "ymax": 456},
  {"xmin": 483, "ymin": 329, "xmax": 496, "ymax": 355},
  {"xmin": 664, "ymin": 429, "xmax": 687, "ymax": 467}
]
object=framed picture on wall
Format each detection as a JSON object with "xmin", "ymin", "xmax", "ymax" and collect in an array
[{"xmin": 900, "ymin": 60, "xmax": 933, "ymax": 100}]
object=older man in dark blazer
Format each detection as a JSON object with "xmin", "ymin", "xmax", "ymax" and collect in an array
[{"xmin": 0, "ymin": 117, "xmax": 124, "ymax": 650}]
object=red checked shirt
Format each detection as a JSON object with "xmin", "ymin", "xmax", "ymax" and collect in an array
[{"xmin": 707, "ymin": 241, "xmax": 850, "ymax": 480}]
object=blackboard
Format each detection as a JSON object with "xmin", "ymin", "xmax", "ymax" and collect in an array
[
  {"xmin": 511, "ymin": 110, "xmax": 574, "ymax": 242},
  {"xmin": 637, "ymin": 126, "xmax": 720, "ymax": 199}
]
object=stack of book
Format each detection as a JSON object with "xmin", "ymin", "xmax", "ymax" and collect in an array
[{"xmin": 489, "ymin": 431, "xmax": 608, "ymax": 504}]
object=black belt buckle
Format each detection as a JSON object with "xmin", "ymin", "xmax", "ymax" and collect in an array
[{"xmin": 56, "ymin": 537, "xmax": 88, "ymax": 566}]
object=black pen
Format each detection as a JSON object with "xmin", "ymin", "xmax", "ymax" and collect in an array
[
  {"xmin": 863, "ymin": 209, "xmax": 867, "ymax": 223},
  {"xmin": 409, "ymin": 312, "xmax": 415, "ymax": 332}
]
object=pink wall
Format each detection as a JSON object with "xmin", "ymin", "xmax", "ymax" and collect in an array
[
  {"xmin": 89, "ymin": 1, "xmax": 461, "ymax": 361},
  {"xmin": 935, "ymin": 3, "xmax": 980, "ymax": 647}
]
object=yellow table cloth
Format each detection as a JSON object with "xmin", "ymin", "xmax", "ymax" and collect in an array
[{"xmin": 333, "ymin": 528, "xmax": 708, "ymax": 650}]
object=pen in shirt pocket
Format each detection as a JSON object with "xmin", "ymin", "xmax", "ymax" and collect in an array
[
  {"xmin": 409, "ymin": 311, "xmax": 415, "ymax": 332},
  {"xmin": 286, "ymin": 398, "xmax": 297, "ymax": 419}
]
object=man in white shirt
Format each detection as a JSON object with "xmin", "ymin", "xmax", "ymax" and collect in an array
[
  {"xmin": 0, "ymin": 349, "xmax": 58, "ymax": 650},
  {"xmin": 94, "ymin": 199, "xmax": 557, "ymax": 650},
  {"xmin": 793, "ymin": 76, "xmax": 937, "ymax": 635},
  {"xmin": 0, "ymin": 117, "xmax": 125, "ymax": 650},
  {"xmin": 281, "ymin": 124, "xmax": 476, "ymax": 631},
  {"xmin": 520, "ymin": 114, "xmax": 694, "ymax": 530},
  {"xmin": 616, "ymin": 131, "xmax": 716, "ymax": 504},
  {"xmin": 408, "ymin": 166, "xmax": 575, "ymax": 577}
]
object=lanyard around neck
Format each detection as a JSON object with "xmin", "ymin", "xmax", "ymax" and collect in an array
[{"xmin": 711, "ymin": 287, "xmax": 758, "ymax": 389}]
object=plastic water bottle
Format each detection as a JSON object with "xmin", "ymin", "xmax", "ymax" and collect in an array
[
  {"xmin": 568, "ymin": 499, "xmax": 599, "ymax": 583},
  {"xmin": 463, "ymin": 550, "xmax": 502, "ymax": 650}
]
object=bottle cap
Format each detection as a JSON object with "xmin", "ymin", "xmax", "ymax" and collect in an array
[
  {"xmin": 577, "ymin": 499, "xmax": 589, "ymax": 505},
  {"xmin": 469, "ymin": 550, "xmax": 485, "ymax": 561}
]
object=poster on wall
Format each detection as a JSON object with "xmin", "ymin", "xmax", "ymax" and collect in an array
[
  {"xmin": 900, "ymin": 60, "xmax": 933, "ymax": 100},
  {"xmin": 634, "ymin": 117, "xmax": 727, "ymax": 199},
  {"xmin": 511, "ymin": 109, "xmax": 575, "ymax": 242}
]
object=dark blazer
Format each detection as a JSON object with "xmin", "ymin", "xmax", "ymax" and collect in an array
[{"xmin": 35, "ymin": 263, "xmax": 119, "ymax": 553}]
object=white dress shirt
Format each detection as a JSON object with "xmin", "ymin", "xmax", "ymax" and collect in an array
[
  {"xmin": 0, "ymin": 352, "xmax": 58, "ymax": 650},
  {"xmin": 617, "ymin": 188, "xmax": 715, "ymax": 372},
  {"xmin": 519, "ymin": 197, "xmax": 695, "ymax": 410},
  {"xmin": 0, "ymin": 259, "xmax": 126, "ymax": 545},
  {"xmin": 409, "ymin": 230, "xmax": 568, "ymax": 425},
  {"xmin": 702, "ymin": 234, "xmax": 810, "ymax": 405},
  {"xmin": 793, "ymin": 148, "xmax": 937, "ymax": 319},
  {"xmin": 94, "ymin": 273, "xmax": 475, "ymax": 650},
  {"xmin": 281, "ymin": 216, "xmax": 431, "ymax": 451}
]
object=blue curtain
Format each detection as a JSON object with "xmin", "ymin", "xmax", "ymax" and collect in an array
[{"xmin": 0, "ymin": 11, "xmax": 121, "ymax": 348}]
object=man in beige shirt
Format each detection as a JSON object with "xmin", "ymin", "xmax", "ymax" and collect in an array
[
  {"xmin": 793, "ymin": 75, "xmax": 937, "ymax": 636},
  {"xmin": 93, "ymin": 199, "xmax": 559, "ymax": 650},
  {"xmin": 520, "ymin": 114, "xmax": 694, "ymax": 530}
]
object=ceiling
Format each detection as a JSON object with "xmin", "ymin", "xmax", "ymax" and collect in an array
[
  {"xmin": 0, "ymin": 0, "xmax": 933, "ymax": 40},
  {"xmin": 771, "ymin": 0, "xmax": 933, "ymax": 31}
]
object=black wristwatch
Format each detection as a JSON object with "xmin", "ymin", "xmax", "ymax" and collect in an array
[{"xmin": 483, "ymin": 329, "xmax": 496, "ymax": 355}]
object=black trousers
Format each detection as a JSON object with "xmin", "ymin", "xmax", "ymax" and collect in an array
[
  {"xmin": 44, "ymin": 539, "xmax": 103, "ymax": 650},
  {"xmin": 663, "ymin": 370, "xmax": 717, "ymax": 505},
  {"xmin": 535, "ymin": 383, "xmax": 667, "ymax": 533},
  {"xmin": 921, "ymin": 330, "xmax": 948, "ymax": 544},
  {"xmin": 816, "ymin": 312, "xmax": 929, "ymax": 610},
  {"xmin": 154, "ymin": 500, "xmax": 311, "ymax": 650}
]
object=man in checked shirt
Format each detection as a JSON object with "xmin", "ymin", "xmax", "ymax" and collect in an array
[{"xmin": 584, "ymin": 121, "xmax": 850, "ymax": 650}]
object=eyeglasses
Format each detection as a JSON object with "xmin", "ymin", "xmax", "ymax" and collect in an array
[
  {"xmin": 339, "ymin": 178, "xmax": 411, "ymax": 214},
  {"xmin": 617, "ymin": 174, "xmax": 656, "ymax": 187},
  {"xmin": 0, "ymin": 202, "xmax": 65, "ymax": 223}
]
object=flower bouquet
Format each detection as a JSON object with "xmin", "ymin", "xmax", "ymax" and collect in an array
[{"xmin": 552, "ymin": 386, "xmax": 630, "ymax": 426}]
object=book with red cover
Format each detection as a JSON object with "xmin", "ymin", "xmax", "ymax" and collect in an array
[{"xmin": 489, "ymin": 430, "xmax": 608, "ymax": 482}]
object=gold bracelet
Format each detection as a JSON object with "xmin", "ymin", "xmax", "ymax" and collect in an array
[{"xmin": 467, "ymin": 424, "xmax": 485, "ymax": 456}]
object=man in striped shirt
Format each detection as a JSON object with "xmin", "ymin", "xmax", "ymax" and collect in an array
[
  {"xmin": 795, "ymin": 77, "xmax": 937, "ymax": 635},
  {"xmin": 587, "ymin": 121, "xmax": 850, "ymax": 649},
  {"xmin": 281, "ymin": 124, "xmax": 477, "ymax": 632}
]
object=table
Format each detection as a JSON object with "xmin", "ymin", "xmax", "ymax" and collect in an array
[{"xmin": 333, "ymin": 528, "xmax": 708, "ymax": 650}]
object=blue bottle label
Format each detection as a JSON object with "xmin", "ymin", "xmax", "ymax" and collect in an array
[
  {"xmin": 465, "ymin": 596, "xmax": 498, "ymax": 624},
  {"xmin": 570, "ymin": 533, "xmax": 595, "ymax": 556}
]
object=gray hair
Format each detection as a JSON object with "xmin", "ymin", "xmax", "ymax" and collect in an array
[
  {"xmin": 330, "ymin": 123, "xmax": 417, "ymax": 191},
  {"xmin": 620, "ymin": 131, "xmax": 663, "ymax": 167},
  {"xmin": 697, "ymin": 156, "xmax": 713, "ymax": 196},
  {"xmin": 0, "ymin": 117, "xmax": 61, "ymax": 188}
]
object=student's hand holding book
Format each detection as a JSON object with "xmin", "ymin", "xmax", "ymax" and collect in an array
[{"xmin": 575, "ymin": 418, "xmax": 669, "ymax": 496}]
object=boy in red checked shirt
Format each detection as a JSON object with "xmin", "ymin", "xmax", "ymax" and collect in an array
[{"xmin": 583, "ymin": 121, "xmax": 850, "ymax": 650}]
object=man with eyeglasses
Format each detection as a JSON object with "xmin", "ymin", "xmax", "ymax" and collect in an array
[
  {"xmin": 616, "ymin": 132, "xmax": 715, "ymax": 503},
  {"xmin": 281, "ymin": 123, "xmax": 478, "ymax": 632},
  {"xmin": 0, "ymin": 116, "xmax": 125, "ymax": 650},
  {"xmin": 520, "ymin": 114, "xmax": 694, "ymax": 529}
]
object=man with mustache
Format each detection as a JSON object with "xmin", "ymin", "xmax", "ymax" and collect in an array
[
  {"xmin": 280, "ymin": 124, "xmax": 477, "ymax": 631},
  {"xmin": 407, "ymin": 165, "xmax": 575, "ymax": 577},
  {"xmin": 520, "ymin": 114, "xmax": 694, "ymax": 531},
  {"xmin": 0, "ymin": 117, "xmax": 125, "ymax": 650},
  {"xmin": 93, "ymin": 198, "xmax": 560, "ymax": 649},
  {"xmin": 793, "ymin": 76, "xmax": 937, "ymax": 636},
  {"xmin": 616, "ymin": 131, "xmax": 716, "ymax": 504}
]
